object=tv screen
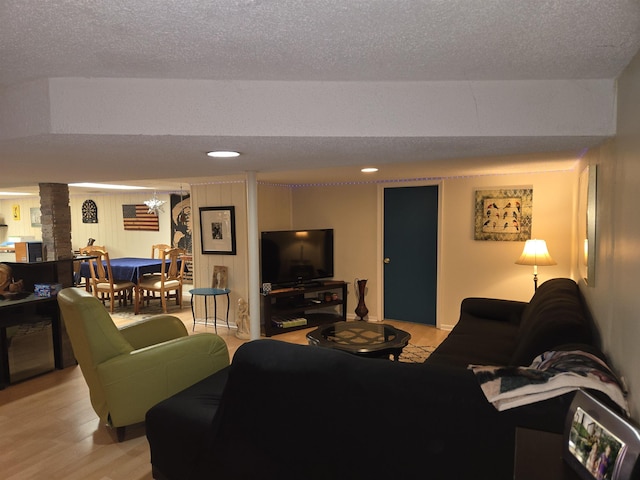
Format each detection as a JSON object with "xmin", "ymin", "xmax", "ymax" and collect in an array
[{"xmin": 260, "ymin": 229, "xmax": 334, "ymax": 287}]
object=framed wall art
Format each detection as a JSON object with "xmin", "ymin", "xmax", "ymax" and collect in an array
[
  {"xmin": 171, "ymin": 193, "xmax": 191, "ymax": 252},
  {"xmin": 122, "ymin": 204, "xmax": 159, "ymax": 231},
  {"xmin": 213, "ymin": 265, "xmax": 229, "ymax": 289},
  {"xmin": 30, "ymin": 207, "xmax": 41, "ymax": 227},
  {"xmin": 474, "ymin": 188, "xmax": 532, "ymax": 241},
  {"xmin": 199, "ymin": 206, "xmax": 236, "ymax": 255}
]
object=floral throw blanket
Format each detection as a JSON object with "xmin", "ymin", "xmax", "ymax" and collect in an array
[{"xmin": 469, "ymin": 350, "xmax": 629, "ymax": 414}]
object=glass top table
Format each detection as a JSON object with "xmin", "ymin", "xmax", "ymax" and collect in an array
[{"xmin": 306, "ymin": 321, "xmax": 411, "ymax": 361}]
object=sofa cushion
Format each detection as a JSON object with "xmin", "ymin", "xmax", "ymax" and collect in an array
[
  {"xmin": 511, "ymin": 278, "xmax": 593, "ymax": 365},
  {"xmin": 448, "ymin": 315, "xmax": 520, "ymax": 338},
  {"xmin": 427, "ymin": 326, "xmax": 518, "ymax": 367},
  {"xmin": 146, "ymin": 366, "xmax": 230, "ymax": 480},
  {"xmin": 188, "ymin": 340, "xmax": 575, "ymax": 480}
]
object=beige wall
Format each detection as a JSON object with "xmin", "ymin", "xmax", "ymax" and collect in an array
[
  {"xmin": 291, "ymin": 183, "xmax": 379, "ymax": 317},
  {"xmin": 0, "ymin": 192, "xmax": 176, "ymax": 257},
  {"xmin": 0, "ymin": 196, "xmax": 43, "ymax": 242},
  {"xmin": 258, "ymin": 183, "xmax": 292, "ymax": 232},
  {"xmin": 69, "ymin": 193, "xmax": 175, "ymax": 257},
  {"xmin": 283, "ymin": 169, "xmax": 575, "ymax": 327},
  {"xmin": 190, "ymin": 178, "xmax": 248, "ymax": 323},
  {"xmin": 438, "ymin": 170, "xmax": 576, "ymax": 327},
  {"xmin": 578, "ymin": 49, "xmax": 640, "ymax": 418}
]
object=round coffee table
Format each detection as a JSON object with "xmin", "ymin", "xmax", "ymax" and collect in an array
[{"xmin": 306, "ymin": 321, "xmax": 411, "ymax": 361}]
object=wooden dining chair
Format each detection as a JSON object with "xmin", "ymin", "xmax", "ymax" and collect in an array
[
  {"xmin": 146, "ymin": 244, "xmax": 172, "ymax": 303},
  {"xmin": 75, "ymin": 245, "xmax": 107, "ymax": 290},
  {"xmin": 86, "ymin": 248, "xmax": 136, "ymax": 313},
  {"xmin": 137, "ymin": 247, "xmax": 185, "ymax": 313},
  {"xmin": 80, "ymin": 245, "xmax": 106, "ymax": 255},
  {"xmin": 151, "ymin": 244, "xmax": 171, "ymax": 259}
]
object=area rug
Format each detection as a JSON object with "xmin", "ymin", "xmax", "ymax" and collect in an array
[
  {"xmin": 109, "ymin": 303, "xmax": 186, "ymax": 322},
  {"xmin": 398, "ymin": 343, "xmax": 436, "ymax": 363}
]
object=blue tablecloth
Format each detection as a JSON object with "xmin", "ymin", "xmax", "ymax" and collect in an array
[{"xmin": 79, "ymin": 257, "xmax": 180, "ymax": 283}]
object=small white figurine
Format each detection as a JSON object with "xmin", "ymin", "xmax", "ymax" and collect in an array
[{"xmin": 235, "ymin": 297, "xmax": 251, "ymax": 339}]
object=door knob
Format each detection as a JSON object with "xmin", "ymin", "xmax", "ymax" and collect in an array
[{"xmin": 383, "ymin": 258, "xmax": 390, "ymax": 264}]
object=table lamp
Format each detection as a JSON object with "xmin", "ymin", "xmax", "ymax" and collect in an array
[{"xmin": 516, "ymin": 239, "xmax": 556, "ymax": 291}]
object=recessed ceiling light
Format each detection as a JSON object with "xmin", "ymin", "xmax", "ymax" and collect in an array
[
  {"xmin": 0, "ymin": 191, "xmax": 31, "ymax": 196},
  {"xmin": 361, "ymin": 167, "xmax": 378, "ymax": 173},
  {"xmin": 207, "ymin": 151, "xmax": 240, "ymax": 158}
]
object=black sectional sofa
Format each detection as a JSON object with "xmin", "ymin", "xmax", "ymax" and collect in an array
[{"xmin": 146, "ymin": 278, "xmax": 608, "ymax": 479}]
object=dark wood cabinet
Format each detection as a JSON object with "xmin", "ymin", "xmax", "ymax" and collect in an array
[
  {"xmin": 261, "ymin": 281, "xmax": 347, "ymax": 337},
  {"xmin": 514, "ymin": 428, "xmax": 581, "ymax": 480},
  {"xmin": 0, "ymin": 259, "xmax": 77, "ymax": 388}
]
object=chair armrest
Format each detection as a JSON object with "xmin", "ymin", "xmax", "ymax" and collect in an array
[
  {"xmin": 96, "ymin": 333, "xmax": 229, "ymax": 427},
  {"xmin": 118, "ymin": 315, "xmax": 188, "ymax": 349},
  {"xmin": 460, "ymin": 297, "xmax": 527, "ymax": 324}
]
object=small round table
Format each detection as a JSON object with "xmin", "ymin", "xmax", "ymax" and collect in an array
[{"xmin": 189, "ymin": 288, "xmax": 231, "ymax": 333}]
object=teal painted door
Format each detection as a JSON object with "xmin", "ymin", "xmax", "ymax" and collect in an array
[{"xmin": 383, "ymin": 185, "xmax": 438, "ymax": 325}]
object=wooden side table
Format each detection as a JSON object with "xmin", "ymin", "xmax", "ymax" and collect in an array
[{"xmin": 514, "ymin": 428, "xmax": 581, "ymax": 480}]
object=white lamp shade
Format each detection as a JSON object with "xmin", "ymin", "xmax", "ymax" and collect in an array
[{"xmin": 515, "ymin": 239, "xmax": 557, "ymax": 266}]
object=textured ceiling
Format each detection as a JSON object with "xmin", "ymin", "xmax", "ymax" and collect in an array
[
  {"xmin": 3, "ymin": 0, "xmax": 639, "ymax": 85},
  {"xmin": 1, "ymin": 0, "xmax": 639, "ymax": 194}
]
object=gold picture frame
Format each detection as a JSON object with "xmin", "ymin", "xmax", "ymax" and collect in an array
[
  {"xmin": 474, "ymin": 188, "xmax": 532, "ymax": 241},
  {"xmin": 213, "ymin": 265, "xmax": 228, "ymax": 289},
  {"xmin": 578, "ymin": 166, "xmax": 597, "ymax": 286}
]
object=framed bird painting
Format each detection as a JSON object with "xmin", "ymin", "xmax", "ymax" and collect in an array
[{"xmin": 474, "ymin": 188, "xmax": 532, "ymax": 241}]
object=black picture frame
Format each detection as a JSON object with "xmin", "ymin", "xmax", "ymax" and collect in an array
[{"xmin": 199, "ymin": 206, "xmax": 236, "ymax": 255}]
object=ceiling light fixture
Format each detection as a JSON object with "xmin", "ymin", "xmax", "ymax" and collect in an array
[
  {"xmin": 361, "ymin": 167, "xmax": 379, "ymax": 173},
  {"xmin": 144, "ymin": 191, "xmax": 166, "ymax": 215},
  {"xmin": 69, "ymin": 183, "xmax": 151, "ymax": 190},
  {"xmin": 0, "ymin": 191, "xmax": 31, "ymax": 196},
  {"xmin": 207, "ymin": 151, "xmax": 240, "ymax": 158}
]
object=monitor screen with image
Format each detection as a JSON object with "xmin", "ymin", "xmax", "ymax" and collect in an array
[{"xmin": 564, "ymin": 390, "xmax": 640, "ymax": 480}]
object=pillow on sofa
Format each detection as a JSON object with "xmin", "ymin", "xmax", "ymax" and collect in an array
[{"xmin": 510, "ymin": 278, "xmax": 593, "ymax": 365}]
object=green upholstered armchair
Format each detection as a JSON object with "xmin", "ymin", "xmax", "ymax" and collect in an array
[{"xmin": 57, "ymin": 287, "xmax": 230, "ymax": 441}]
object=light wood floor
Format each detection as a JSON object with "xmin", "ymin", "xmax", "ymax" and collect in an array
[{"xmin": 0, "ymin": 307, "xmax": 449, "ymax": 480}]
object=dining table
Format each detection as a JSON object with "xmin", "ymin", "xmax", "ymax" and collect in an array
[{"xmin": 78, "ymin": 257, "xmax": 182, "ymax": 284}]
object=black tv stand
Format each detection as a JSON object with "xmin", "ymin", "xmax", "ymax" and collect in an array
[
  {"xmin": 261, "ymin": 281, "xmax": 347, "ymax": 337},
  {"xmin": 271, "ymin": 280, "xmax": 324, "ymax": 290}
]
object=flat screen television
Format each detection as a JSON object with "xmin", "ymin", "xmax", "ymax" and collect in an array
[
  {"xmin": 564, "ymin": 390, "xmax": 640, "ymax": 480},
  {"xmin": 260, "ymin": 229, "xmax": 334, "ymax": 288}
]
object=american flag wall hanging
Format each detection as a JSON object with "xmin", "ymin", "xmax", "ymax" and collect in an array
[{"xmin": 122, "ymin": 204, "xmax": 160, "ymax": 231}]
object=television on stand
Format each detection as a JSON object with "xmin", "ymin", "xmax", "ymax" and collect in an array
[{"xmin": 260, "ymin": 229, "xmax": 334, "ymax": 289}]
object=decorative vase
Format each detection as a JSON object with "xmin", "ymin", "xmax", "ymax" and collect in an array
[{"xmin": 354, "ymin": 278, "xmax": 369, "ymax": 320}]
